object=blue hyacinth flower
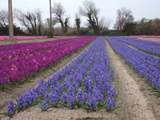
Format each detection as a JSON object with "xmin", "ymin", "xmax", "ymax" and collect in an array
[
  {"xmin": 39, "ymin": 100, "xmax": 49, "ymax": 111},
  {"xmin": 7, "ymin": 101, "xmax": 15, "ymax": 117}
]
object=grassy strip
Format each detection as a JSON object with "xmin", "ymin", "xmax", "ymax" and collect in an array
[
  {"xmin": 0, "ymin": 36, "xmax": 79, "ymax": 45},
  {"xmin": 0, "ymin": 38, "xmax": 55, "ymax": 45}
]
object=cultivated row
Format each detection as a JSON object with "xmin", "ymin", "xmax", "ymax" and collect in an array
[
  {"xmin": 0, "ymin": 37, "xmax": 95, "ymax": 84},
  {"xmin": 7, "ymin": 37, "xmax": 116, "ymax": 117},
  {"xmin": 108, "ymin": 37, "xmax": 160, "ymax": 91},
  {"xmin": 115, "ymin": 36, "xmax": 160, "ymax": 56}
]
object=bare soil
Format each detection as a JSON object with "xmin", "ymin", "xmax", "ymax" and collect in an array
[{"xmin": 2, "ymin": 107, "xmax": 119, "ymax": 120}]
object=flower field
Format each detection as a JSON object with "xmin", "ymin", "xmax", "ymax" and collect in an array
[
  {"xmin": 6, "ymin": 37, "xmax": 116, "ymax": 117},
  {"xmin": 108, "ymin": 37, "xmax": 160, "ymax": 91},
  {"xmin": 1, "ymin": 36, "xmax": 160, "ymax": 120},
  {"xmin": 1, "ymin": 0, "xmax": 160, "ymax": 119},
  {"xmin": 0, "ymin": 36, "xmax": 48, "ymax": 41},
  {"xmin": 0, "ymin": 36, "xmax": 95, "ymax": 84}
]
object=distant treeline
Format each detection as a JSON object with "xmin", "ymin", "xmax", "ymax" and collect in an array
[
  {"xmin": 0, "ymin": 25, "xmax": 25, "ymax": 36},
  {"xmin": 106, "ymin": 17, "xmax": 160, "ymax": 36},
  {"xmin": 109, "ymin": 8, "xmax": 160, "ymax": 36},
  {"xmin": 0, "ymin": 1, "xmax": 108, "ymax": 36},
  {"xmin": 123, "ymin": 18, "xmax": 160, "ymax": 35}
]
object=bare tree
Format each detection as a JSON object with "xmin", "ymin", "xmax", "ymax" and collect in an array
[
  {"xmin": 98, "ymin": 17, "xmax": 109, "ymax": 34},
  {"xmin": 134, "ymin": 18, "xmax": 160, "ymax": 35},
  {"xmin": 40, "ymin": 18, "xmax": 57, "ymax": 35},
  {"xmin": 114, "ymin": 8, "xmax": 134, "ymax": 31},
  {"xmin": 15, "ymin": 9, "xmax": 32, "ymax": 33},
  {"xmin": 80, "ymin": 0, "xmax": 100, "ymax": 34},
  {"xmin": 0, "ymin": 10, "xmax": 8, "ymax": 28},
  {"xmin": 15, "ymin": 9, "xmax": 44, "ymax": 35},
  {"xmin": 35, "ymin": 10, "xmax": 43, "ymax": 35},
  {"xmin": 46, "ymin": 18, "xmax": 57, "ymax": 29},
  {"xmin": 151, "ymin": 18, "xmax": 160, "ymax": 35},
  {"xmin": 75, "ymin": 14, "xmax": 81, "ymax": 34},
  {"xmin": 52, "ymin": 3, "xmax": 66, "ymax": 33},
  {"xmin": 64, "ymin": 17, "xmax": 69, "ymax": 33}
]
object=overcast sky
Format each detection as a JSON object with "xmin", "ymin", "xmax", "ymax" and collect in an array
[{"xmin": 1, "ymin": 0, "xmax": 160, "ymax": 28}]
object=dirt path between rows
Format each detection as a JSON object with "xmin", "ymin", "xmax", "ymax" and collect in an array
[
  {"xmin": 2, "ymin": 107, "xmax": 119, "ymax": 120},
  {"xmin": 105, "ymin": 40, "xmax": 157, "ymax": 120}
]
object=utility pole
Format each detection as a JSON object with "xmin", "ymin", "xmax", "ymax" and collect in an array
[
  {"xmin": 8, "ymin": 0, "xmax": 14, "ymax": 40},
  {"xmin": 49, "ymin": 0, "xmax": 53, "ymax": 38}
]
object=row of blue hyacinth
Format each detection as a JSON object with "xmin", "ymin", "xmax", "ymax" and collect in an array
[
  {"xmin": 108, "ymin": 37, "xmax": 160, "ymax": 91},
  {"xmin": 119, "ymin": 36, "xmax": 160, "ymax": 56},
  {"xmin": 7, "ymin": 37, "xmax": 116, "ymax": 117}
]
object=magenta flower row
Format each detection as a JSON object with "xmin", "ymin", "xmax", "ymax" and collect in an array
[{"xmin": 0, "ymin": 36, "xmax": 95, "ymax": 84}]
